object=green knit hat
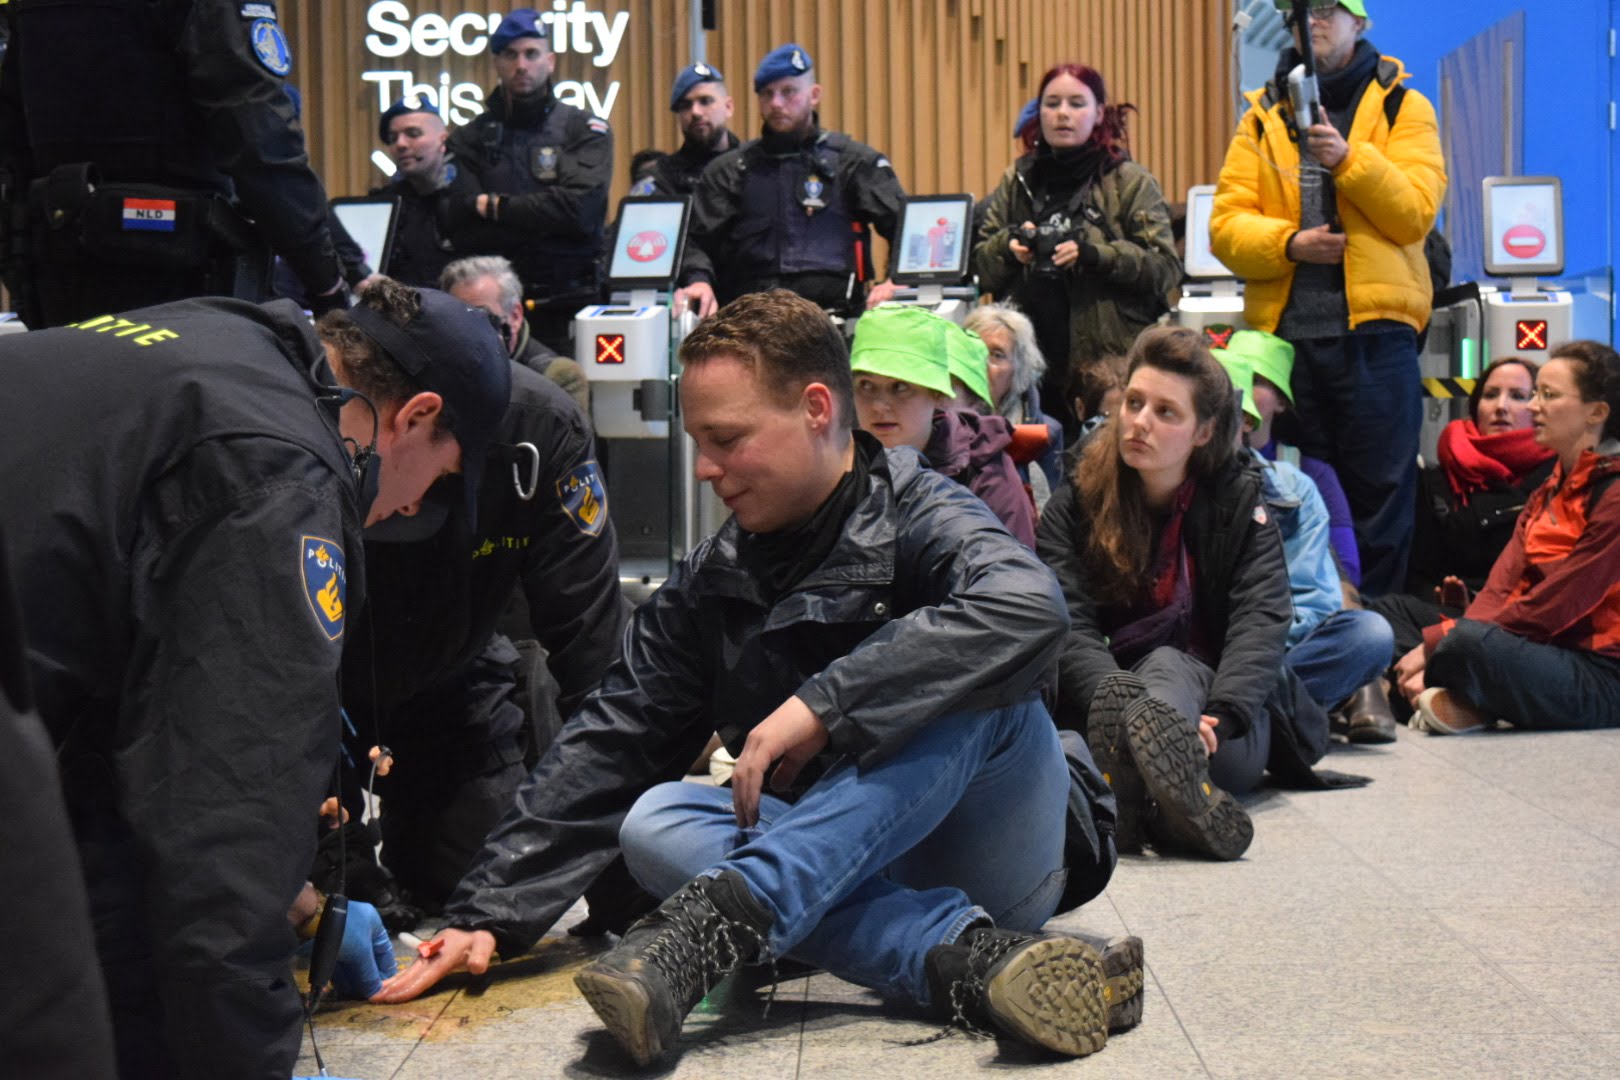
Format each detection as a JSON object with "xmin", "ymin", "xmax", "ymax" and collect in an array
[
  {"xmin": 1221, "ymin": 329, "xmax": 1295, "ymax": 405},
  {"xmin": 1211, "ymin": 348, "xmax": 1264, "ymax": 427},
  {"xmin": 849, "ymin": 306, "xmax": 954, "ymax": 399},
  {"xmin": 942, "ymin": 321, "xmax": 993, "ymax": 406}
]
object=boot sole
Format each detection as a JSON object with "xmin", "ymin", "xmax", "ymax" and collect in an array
[
  {"xmin": 1126, "ymin": 699, "xmax": 1253, "ymax": 861},
  {"xmin": 983, "ymin": 937, "xmax": 1109, "ymax": 1057},
  {"xmin": 574, "ymin": 967, "xmax": 666, "ymax": 1067},
  {"xmin": 1087, "ymin": 674, "xmax": 1147, "ymax": 854},
  {"xmin": 1097, "ymin": 935, "xmax": 1146, "ymax": 1033},
  {"xmin": 1346, "ymin": 720, "xmax": 1397, "ymax": 745}
]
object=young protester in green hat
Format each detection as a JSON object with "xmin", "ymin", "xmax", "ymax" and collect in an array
[
  {"xmin": 943, "ymin": 320, "xmax": 994, "ymax": 413},
  {"xmin": 851, "ymin": 306, "xmax": 1036, "ymax": 546}
]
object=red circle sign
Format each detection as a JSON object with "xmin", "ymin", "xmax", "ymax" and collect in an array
[
  {"xmin": 626, "ymin": 231, "xmax": 669, "ymax": 263},
  {"xmin": 1503, "ymin": 223, "xmax": 1546, "ymax": 260}
]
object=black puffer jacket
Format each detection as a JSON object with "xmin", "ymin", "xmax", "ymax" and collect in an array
[
  {"xmin": 1037, "ymin": 452, "xmax": 1291, "ymax": 739},
  {"xmin": 445, "ymin": 436, "xmax": 1072, "ymax": 956}
]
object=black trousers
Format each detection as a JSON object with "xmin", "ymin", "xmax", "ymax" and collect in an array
[
  {"xmin": 1430, "ymin": 620, "xmax": 1620, "ymax": 730},
  {"xmin": 1134, "ymin": 647, "xmax": 1271, "ymax": 796}
]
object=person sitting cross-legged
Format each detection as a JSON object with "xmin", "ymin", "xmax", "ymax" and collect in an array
[{"xmin": 373, "ymin": 290, "xmax": 1140, "ymax": 1065}]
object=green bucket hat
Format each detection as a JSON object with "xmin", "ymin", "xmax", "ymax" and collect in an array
[
  {"xmin": 849, "ymin": 306, "xmax": 954, "ymax": 399},
  {"xmin": 1338, "ymin": 0, "xmax": 1368, "ymax": 17},
  {"xmin": 1212, "ymin": 348, "xmax": 1264, "ymax": 427},
  {"xmin": 1221, "ymin": 329, "xmax": 1295, "ymax": 405},
  {"xmin": 942, "ymin": 322, "xmax": 993, "ymax": 406}
]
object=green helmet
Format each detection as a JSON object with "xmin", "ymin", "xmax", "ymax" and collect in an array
[{"xmin": 849, "ymin": 306, "xmax": 954, "ymax": 399}]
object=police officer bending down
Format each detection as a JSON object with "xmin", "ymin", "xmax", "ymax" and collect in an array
[
  {"xmin": 678, "ymin": 43, "xmax": 906, "ymax": 319},
  {"xmin": 445, "ymin": 8, "xmax": 613, "ymax": 354},
  {"xmin": 0, "ymin": 0, "xmax": 350, "ymax": 326},
  {"xmin": 0, "ymin": 281, "xmax": 511, "ymax": 1078}
]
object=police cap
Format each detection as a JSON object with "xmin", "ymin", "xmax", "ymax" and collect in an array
[
  {"xmin": 378, "ymin": 98, "xmax": 439, "ymax": 144},
  {"xmin": 490, "ymin": 8, "xmax": 549, "ymax": 55},
  {"xmin": 754, "ymin": 43, "xmax": 813, "ymax": 92},
  {"xmin": 670, "ymin": 62, "xmax": 725, "ymax": 111}
]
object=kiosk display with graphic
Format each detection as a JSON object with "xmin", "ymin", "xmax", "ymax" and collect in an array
[
  {"xmin": 607, "ymin": 197, "xmax": 691, "ymax": 288},
  {"xmin": 329, "ymin": 196, "xmax": 400, "ymax": 280},
  {"xmin": 1483, "ymin": 176, "xmax": 1563, "ymax": 279},
  {"xmin": 892, "ymin": 195, "xmax": 974, "ymax": 285}
]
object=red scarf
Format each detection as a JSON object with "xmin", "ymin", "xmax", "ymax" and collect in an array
[{"xmin": 1436, "ymin": 419, "xmax": 1555, "ymax": 505}]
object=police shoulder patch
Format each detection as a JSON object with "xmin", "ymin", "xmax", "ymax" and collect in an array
[
  {"xmin": 587, "ymin": 117, "xmax": 610, "ymax": 135},
  {"xmin": 557, "ymin": 461, "xmax": 608, "ymax": 537},
  {"xmin": 629, "ymin": 176, "xmax": 657, "ymax": 196},
  {"xmin": 250, "ymin": 17, "xmax": 292, "ymax": 77},
  {"xmin": 300, "ymin": 535, "xmax": 347, "ymax": 640},
  {"xmin": 240, "ymin": 2, "xmax": 277, "ymax": 19}
]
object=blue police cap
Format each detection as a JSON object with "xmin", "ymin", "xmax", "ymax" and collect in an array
[
  {"xmin": 753, "ymin": 43, "xmax": 813, "ymax": 92},
  {"xmin": 377, "ymin": 97, "xmax": 438, "ymax": 144},
  {"xmin": 1014, "ymin": 97, "xmax": 1039, "ymax": 137},
  {"xmin": 490, "ymin": 8, "xmax": 548, "ymax": 54},
  {"xmin": 670, "ymin": 62, "xmax": 725, "ymax": 112}
]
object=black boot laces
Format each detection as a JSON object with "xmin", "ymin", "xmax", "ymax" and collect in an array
[
  {"xmin": 639, "ymin": 881, "xmax": 774, "ymax": 1015},
  {"xmin": 902, "ymin": 930, "xmax": 1021, "ymax": 1046}
]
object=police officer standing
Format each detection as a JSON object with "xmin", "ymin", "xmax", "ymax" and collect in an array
[
  {"xmin": 369, "ymin": 98, "xmax": 464, "ymax": 289},
  {"xmin": 0, "ymin": 281, "xmax": 511, "ymax": 1077},
  {"xmin": 678, "ymin": 44, "xmax": 906, "ymax": 319},
  {"xmin": 0, "ymin": 0, "xmax": 350, "ymax": 327},
  {"xmin": 630, "ymin": 63, "xmax": 740, "ymax": 197},
  {"xmin": 445, "ymin": 8, "xmax": 613, "ymax": 354}
]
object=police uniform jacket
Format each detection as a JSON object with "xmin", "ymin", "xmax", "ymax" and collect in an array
[
  {"xmin": 442, "ymin": 435, "xmax": 1078, "ymax": 958},
  {"xmin": 634, "ymin": 130, "xmax": 741, "ymax": 197},
  {"xmin": 0, "ymin": 0, "xmax": 343, "ymax": 297},
  {"xmin": 680, "ymin": 125, "xmax": 905, "ymax": 308},
  {"xmin": 345, "ymin": 364, "xmax": 621, "ymax": 755},
  {"xmin": 444, "ymin": 84, "xmax": 612, "ymax": 304},
  {"xmin": 370, "ymin": 163, "xmax": 470, "ymax": 289},
  {"xmin": 0, "ymin": 298, "xmax": 366, "ymax": 1078}
]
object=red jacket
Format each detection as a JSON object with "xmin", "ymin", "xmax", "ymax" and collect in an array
[{"xmin": 1425, "ymin": 443, "xmax": 1620, "ymax": 659}]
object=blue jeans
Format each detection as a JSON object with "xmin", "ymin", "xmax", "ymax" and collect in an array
[
  {"xmin": 1287, "ymin": 610, "xmax": 1395, "ymax": 709},
  {"xmin": 617, "ymin": 699, "xmax": 1071, "ymax": 1005},
  {"xmin": 1289, "ymin": 329, "xmax": 1422, "ymax": 597}
]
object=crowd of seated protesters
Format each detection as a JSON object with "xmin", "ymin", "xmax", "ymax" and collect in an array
[
  {"xmin": 848, "ymin": 306, "xmax": 1036, "ymax": 547},
  {"xmin": 1392, "ymin": 341, "xmax": 1620, "ymax": 734}
]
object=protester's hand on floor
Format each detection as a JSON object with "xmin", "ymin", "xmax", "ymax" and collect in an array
[
  {"xmin": 732, "ymin": 695, "xmax": 828, "ymax": 829},
  {"xmin": 1393, "ymin": 644, "xmax": 1428, "ymax": 707},
  {"xmin": 370, "ymin": 928, "xmax": 497, "ymax": 1004}
]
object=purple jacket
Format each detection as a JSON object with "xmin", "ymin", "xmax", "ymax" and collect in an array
[{"xmin": 924, "ymin": 409, "xmax": 1037, "ymax": 549}]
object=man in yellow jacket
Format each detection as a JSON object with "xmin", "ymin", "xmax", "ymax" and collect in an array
[{"xmin": 1210, "ymin": 0, "xmax": 1446, "ymax": 596}]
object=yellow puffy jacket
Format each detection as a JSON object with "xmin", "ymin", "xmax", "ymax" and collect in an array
[{"xmin": 1210, "ymin": 55, "xmax": 1447, "ymax": 334}]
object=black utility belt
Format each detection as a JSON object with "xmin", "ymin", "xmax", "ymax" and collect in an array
[{"xmin": 29, "ymin": 167, "xmax": 259, "ymax": 269}]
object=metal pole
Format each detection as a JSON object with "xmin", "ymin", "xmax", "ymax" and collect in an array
[{"xmin": 689, "ymin": 0, "xmax": 706, "ymax": 65}]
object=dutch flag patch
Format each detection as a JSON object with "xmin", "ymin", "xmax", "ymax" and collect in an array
[{"xmin": 122, "ymin": 198, "xmax": 178, "ymax": 232}]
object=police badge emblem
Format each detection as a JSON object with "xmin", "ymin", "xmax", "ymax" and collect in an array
[
  {"xmin": 534, "ymin": 146, "xmax": 560, "ymax": 181},
  {"xmin": 557, "ymin": 462, "xmax": 608, "ymax": 537},
  {"xmin": 299, "ymin": 535, "xmax": 346, "ymax": 640},
  {"xmin": 802, "ymin": 174, "xmax": 825, "ymax": 214},
  {"xmin": 249, "ymin": 18, "xmax": 292, "ymax": 77}
]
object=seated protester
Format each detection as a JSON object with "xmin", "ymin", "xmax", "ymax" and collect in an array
[
  {"xmin": 850, "ymin": 306, "xmax": 1037, "ymax": 547},
  {"xmin": 966, "ymin": 302, "xmax": 1066, "ymax": 496},
  {"xmin": 1393, "ymin": 340, "xmax": 1620, "ymax": 735},
  {"xmin": 1069, "ymin": 352, "xmax": 1125, "ymax": 441},
  {"xmin": 374, "ymin": 290, "xmax": 1138, "ymax": 1064},
  {"xmin": 441, "ymin": 255, "xmax": 591, "ymax": 417},
  {"xmin": 944, "ymin": 319, "xmax": 994, "ymax": 414},
  {"xmin": 1215, "ymin": 347, "xmax": 1397, "ymax": 743},
  {"xmin": 1375, "ymin": 358, "xmax": 1558, "ymax": 652},
  {"xmin": 1038, "ymin": 326, "xmax": 1290, "ymax": 860},
  {"xmin": 1225, "ymin": 330, "xmax": 1362, "ymax": 588}
]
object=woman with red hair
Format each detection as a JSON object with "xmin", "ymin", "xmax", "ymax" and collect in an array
[{"xmin": 973, "ymin": 63, "xmax": 1181, "ymax": 436}]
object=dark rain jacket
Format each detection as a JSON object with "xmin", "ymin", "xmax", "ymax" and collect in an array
[
  {"xmin": 0, "ymin": 298, "xmax": 366, "ymax": 1078},
  {"xmin": 445, "ymin": 438, "xmax": 1073, "ymax": 956},
  {"xmin": 1037, "ymin": 452, "xmax": 1291, "ymax": 741},
  {"xmin": 923, "ymin": 409, "xmax": 1037, "ymax": 549}
]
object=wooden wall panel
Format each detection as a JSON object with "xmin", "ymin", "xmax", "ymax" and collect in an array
[{"xmin": 282, "ymin": 0, "xmax": 1232, "ymax": 229}]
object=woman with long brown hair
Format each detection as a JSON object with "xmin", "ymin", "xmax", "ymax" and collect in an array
[{"xmin": 1037, "ymin": 326, "xmax": 1291, "ymax": 861}]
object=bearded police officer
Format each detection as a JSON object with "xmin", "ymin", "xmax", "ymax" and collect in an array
[
  {"xmin": 677, "ymin": 44, "xmax": 906, "ymax": 319},
  {"xmin": 445, "ymin": 8, "xmax": 613, "ymax": 354},
  {"xmin": 630, "ymin": 63, "xmax": 740, "ymax": 198},
  {"xmin": 0, "ymin": 281, "xmax": 511, "ymax": 1078},
  {"xmin": 0, "ymin": 0, "xmax": 349, "ymax": 327}
]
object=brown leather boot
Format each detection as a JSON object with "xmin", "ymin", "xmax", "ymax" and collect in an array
[{"xmin": 1340, "ymin": 680, "xmax": 1397, "ymax": 744}]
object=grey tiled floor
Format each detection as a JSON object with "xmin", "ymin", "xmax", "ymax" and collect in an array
[{"xmin": 299, "ymin": 726, "xmax": 1620, "ymax": 1078}]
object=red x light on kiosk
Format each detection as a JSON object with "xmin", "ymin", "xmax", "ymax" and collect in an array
[
  {"xmin": 595, "ymin": 333, "xmax": 626, "ymax": 364},
  {"xmin": 1515, "ymin": 320, "xmax": 1549, "ymax": 351}
]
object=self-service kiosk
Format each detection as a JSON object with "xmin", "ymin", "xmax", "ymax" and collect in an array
[
  {"xmin": 883, "ymin": 193, "xmax": 978, "ymax": 322},
  {"xmin": 1479, "ymin": 176, "xmax": 1574, "ymax": 364},
  {"xmin": 1175, "ymin": 184, "xmax": 1248, "ymax": 341}
]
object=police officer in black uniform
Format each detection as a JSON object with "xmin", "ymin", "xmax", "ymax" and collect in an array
[
  {"xmin": 342, "ymin": 355, "xmax": 624, "ymax": 913},
  {"xmin": 0, "ymin": 0, "xmax": 350, "ymax": 327},
  {"xmin": 0, "ymin": 281, "xmax": 511, "ymax": 1078},
  {"xmin": 445, "ymin": 8, "xmax": 613, "ymax": 354},
  {"xmin": 677, "ymin": 44, "xmax": 907, "ymax": 320},
  {"xmin": 630, "ymin": 62, "xmax": 741, "ymax": 198},
  {"xmin": 369, "ymin": 98, "xmax": 467, "ymax": 289}
]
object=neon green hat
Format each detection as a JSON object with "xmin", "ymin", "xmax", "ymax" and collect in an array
[
  {"xmin": 943, "ymin": 322, "xmax": 993, "ymax": 406},
  {"xmin": 1211, "ymin": 348, "xmax": 1264, "ymax": 427},
  {"xmin": 1220, "ymin": 329, "xmax": 1295, "ymax": 405},
  {"xmin": 849, "ymin": 306, "xmax": 954, "ymax": 399},
  {"xmin": 1338, "ymin": 0, "xmax": 1368, "ymax": 17}
]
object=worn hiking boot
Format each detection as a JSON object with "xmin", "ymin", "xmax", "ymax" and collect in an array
[
  {"xmin": 1126, "ymin": 697, "xmax": 1253, "ymax": 861},
  {"xmin": 923, "ymin": 926, "xmax": 1109, "ymax": 1057},
  {"xmin": 1087, "ymin": 672, "xmax": 1148, "ymax": 854},
  {"xmin": 573, "ymin": 869, "xmax": 772, "ymax": 1066},
  {"xmin": 1067, "ymin": 931, "xmax": 1146, "ymax": 1032}
]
